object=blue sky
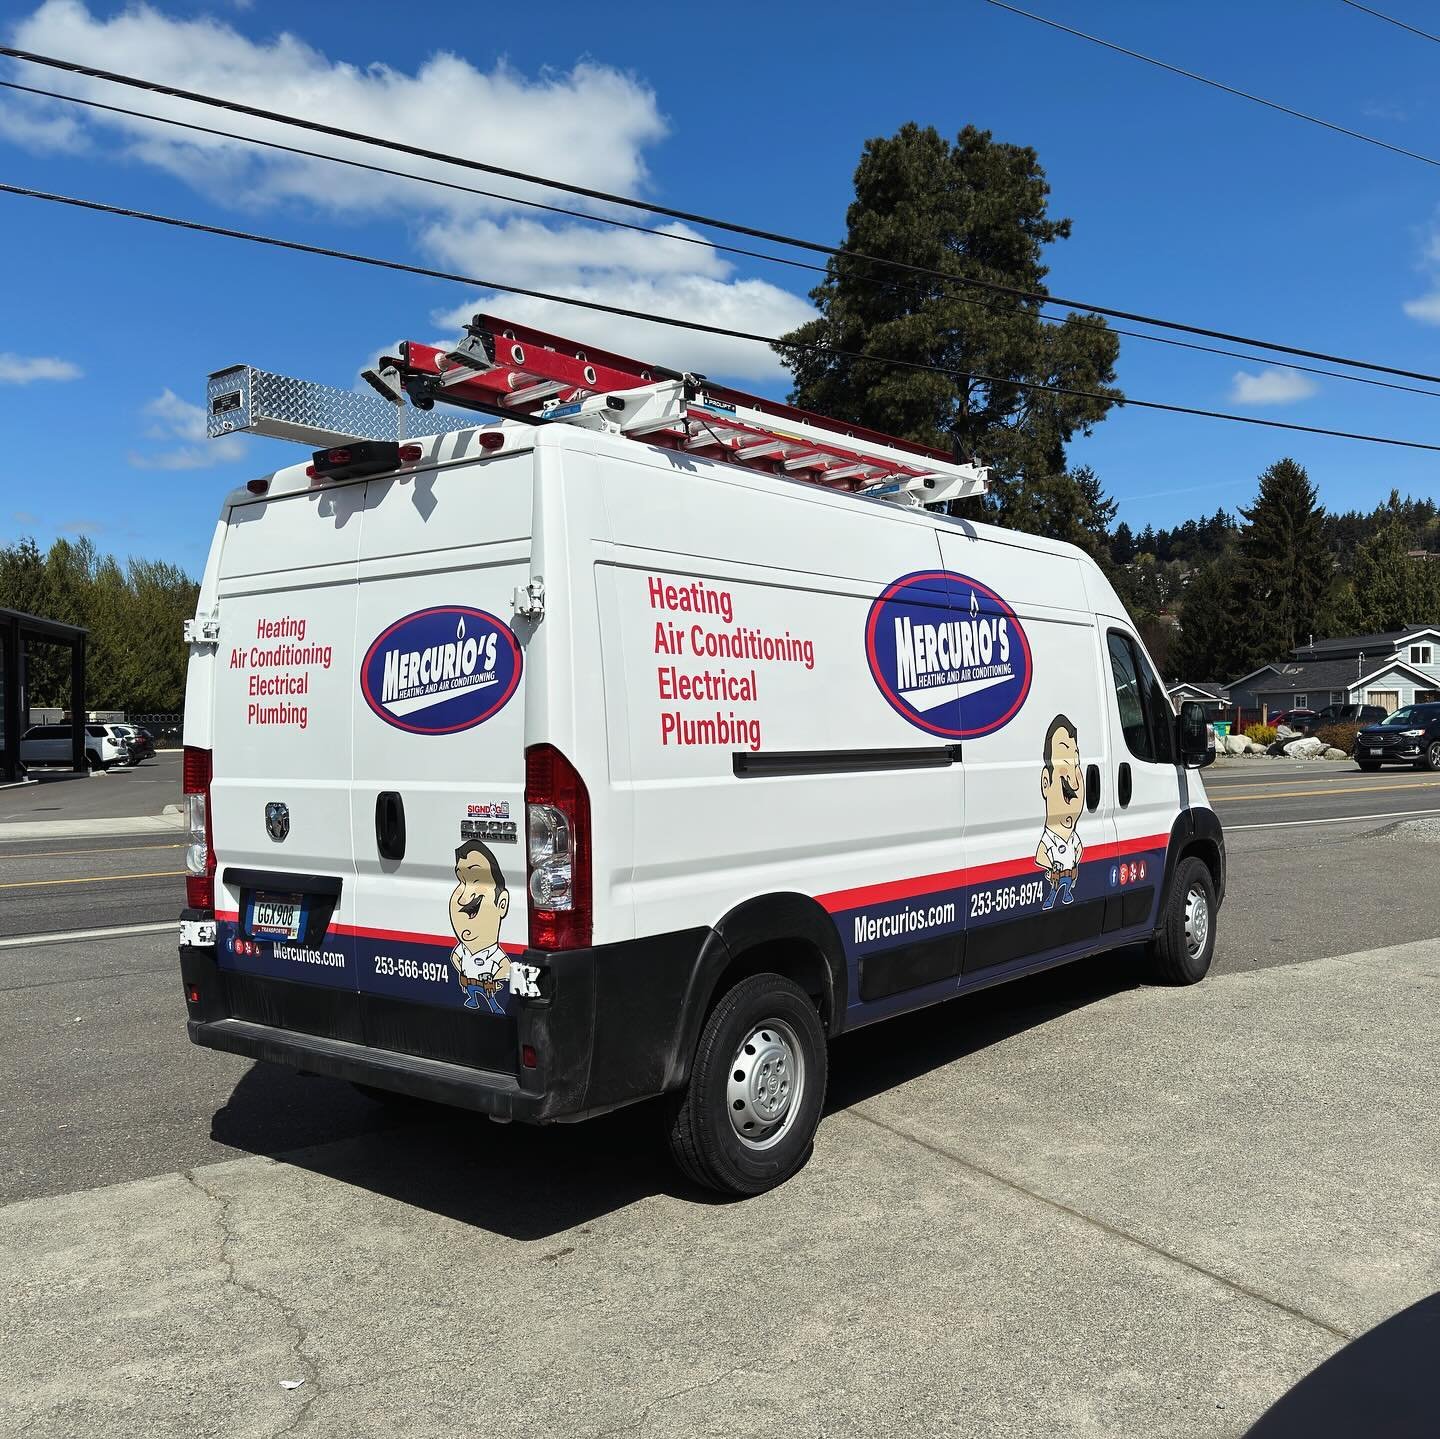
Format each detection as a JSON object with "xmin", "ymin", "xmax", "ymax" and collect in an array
[{"xmin": 3, "ymin": 0, "xmax": 1440, "ymax": 576}]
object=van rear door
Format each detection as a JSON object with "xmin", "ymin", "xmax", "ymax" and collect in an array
[
  {"xmin": 348, "ymin": 454, "xmax": 533, "ymax": 1069},
  {"xmin": 209, "ymin": 481, "xmax": 366, "ymax": 1001}
]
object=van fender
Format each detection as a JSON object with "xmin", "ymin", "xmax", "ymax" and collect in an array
[
  {"xmin": 1156, "ymin": 804, "xmax": 1226, "ymax": 926},
  {"xmin": 663, "ymin": 892, "xmax": 850, "ymax": 1090}
]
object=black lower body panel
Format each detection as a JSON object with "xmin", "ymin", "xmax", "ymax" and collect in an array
[{"xmin": 181, "ymin": 923, "xmax": 712, "ymax": 1123}]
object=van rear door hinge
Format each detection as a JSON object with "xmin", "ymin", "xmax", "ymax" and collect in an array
[
  {"xmin": 184, "ymin": 616, "xmax": 220, "ymax": 646},
  {"xmin": 512, "ymin": 576, "xmax": 545, "ymax": 621}
]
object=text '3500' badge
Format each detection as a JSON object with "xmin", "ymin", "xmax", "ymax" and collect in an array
[
  {"xmin": 361, "ymin": 606, "xmax": 522, "ymax": 735},
  {"xmin": 865, "ymin": 570, "xmax": 1032, "ymax": 739}
]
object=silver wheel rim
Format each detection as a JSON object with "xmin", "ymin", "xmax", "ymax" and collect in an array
[
  {"xmin": 727, "ymin": 1018, "xmax": 804, "ymax": 1152},
  {"xmin": 1183, "ymin": 884, "xmax": 1210, "ymax": 960},
  {"xmin": 1429, "ymin": 742, "xmax": 1440, "ymax": 769}
]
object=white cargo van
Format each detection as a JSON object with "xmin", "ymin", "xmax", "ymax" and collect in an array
[{"xmin": 180, "ymin": 321, "xmax": 1223, "ymax": 1195}]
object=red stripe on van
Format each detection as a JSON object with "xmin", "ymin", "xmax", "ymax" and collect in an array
[{"xmin": 815, "ymin": 832, "xmax": 1169, "ymax": 912}]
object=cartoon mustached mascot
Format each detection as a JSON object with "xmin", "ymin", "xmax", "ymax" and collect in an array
[
  {"xmin": 1035, "ymin": 714, "xmax": 1084, "ymax": 910},
  {"xmin": 449, "ymin": 839, "xmax": 511, "ymax": 1012}
]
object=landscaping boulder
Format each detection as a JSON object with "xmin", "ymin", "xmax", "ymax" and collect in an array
[
  {"xmin": 1282, "ymin": 736, "xmax": 1325, "ymax": 758},
  {"xmin": 1224, "ymin": 734, "xmax": 1252, "ymax": 755},
  {"xmin": 1323, "ymin": 746, "xmax": 1348, "ymax": 761}
]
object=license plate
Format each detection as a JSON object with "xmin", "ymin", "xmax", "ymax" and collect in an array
[
  {"xmin": 1367, "ymin": 748, "xmax": 1380, "ymax": 756},
  {"xmin": 247, "ymin": 891, "xmax": 304, "ymax": 941}
]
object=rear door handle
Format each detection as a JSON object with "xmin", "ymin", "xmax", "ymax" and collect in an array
[
  {"xmin": 1085, "ymin": 763, "xmax": 1101, "ymax": 811},
  {"xmin": 375, "ymin": 791, "xmax": 406, "ymax": 861},
  {"xmin": 1117, "ymin": 762, "xmax": 1133, "ymax": 809}
]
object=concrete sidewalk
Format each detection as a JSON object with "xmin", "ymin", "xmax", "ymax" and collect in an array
[
  {"xmin": 0, "ymin": 811, "xmax": 185, "ymax": 841},
  {"xmin": 3, "ymin": 941, "xmax": 1437, "ymax": 1437}
]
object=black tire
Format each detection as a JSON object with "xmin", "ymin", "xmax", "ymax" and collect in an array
[
  {"xmin": 1147, "ymin": 855, "xmax": 1217, "ymax": 986},
  {"xmin": 667, "ymin": 972, "xmax": 827, "ymax": 1197},
  {"xmin": 1357, "ymin": 761, "xmax": 1380, "ymax": 773},
  {"xmin": 1424, "ymin": 741, "xmax": 1440, "ymax": 773}
]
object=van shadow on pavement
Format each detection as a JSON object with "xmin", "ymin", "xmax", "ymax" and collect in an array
[{"xmin": 208, "ymin": 948, "xmax": 1147, "ymax": 1241}]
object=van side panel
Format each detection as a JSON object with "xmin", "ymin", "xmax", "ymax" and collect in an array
[{"xmin": 595, "ymin": 443, "xmax": 967, "ymax": 1025}]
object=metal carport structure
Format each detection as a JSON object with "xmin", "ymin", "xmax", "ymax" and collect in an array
[{"xmin": 0, "ymin": 607, "xmax": 87, "ymax": 783}]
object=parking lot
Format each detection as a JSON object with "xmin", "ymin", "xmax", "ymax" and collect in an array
[{"xmin": 3, "ymin": 758, "xmax": 1438, "ymax": 1436}]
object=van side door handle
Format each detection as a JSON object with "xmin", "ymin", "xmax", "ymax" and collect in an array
[
  {"xmin": 1085, "ymin": 763, "xmax": 1101, "ymax": 811},
  {"xmin": 1117, "ymin": 763, "xmax": 1132, "ymax": 809},
  {"xmin": 375, "ymin": 791, "xmax": 406, "ymax": 861}
]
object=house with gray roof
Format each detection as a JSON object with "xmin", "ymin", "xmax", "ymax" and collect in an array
[{"xmin": 1229, "ymin": 624, "xmax": 1440, "ymax": 717}]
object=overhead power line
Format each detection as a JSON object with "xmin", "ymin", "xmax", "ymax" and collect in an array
[
  {"xmin": 6, "ymin": 77, "xmax": 1439, "ymax": 405},
  {"xmin": 984, "ymin": 1, "xmax": 1440, "ymax": 170},
  {"xmin": 1339, "ymin": 1, "xmax": 1440, "ymax": 45},
  {"xmin": 4, "ymin": 179, "xmax": 1440, "ymax": 456},
  {"xmin": 3, "ymin": 45, "xmax": 1440, "ymax": 387}
]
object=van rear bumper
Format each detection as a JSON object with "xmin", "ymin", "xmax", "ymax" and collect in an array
[
  {"xmin": 180, "ymin": 921, "xmax": 716, "ymax": 1123},
  {"xmin": 186, "ymin": 1014, "xmax": 540, "ymax": 1120}
]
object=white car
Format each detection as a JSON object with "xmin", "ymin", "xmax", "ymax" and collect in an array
[{"xmin": 20, "ymin": 722, "xmax": 131, "ymax": 770}]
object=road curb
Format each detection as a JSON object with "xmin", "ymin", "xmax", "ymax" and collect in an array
[{"xmin": 0, "ymin": 813, "xmax": 186, "ymax": 842}]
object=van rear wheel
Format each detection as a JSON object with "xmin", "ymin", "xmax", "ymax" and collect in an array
[
  {"xmin": 666, "ymin": 972, "xmax": 827, "ymax": 1197},
  {"xmin": 1147, "ymin": 856, "xmax": 1217, "ymax": 986}
]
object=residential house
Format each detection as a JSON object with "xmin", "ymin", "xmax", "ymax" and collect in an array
[
  {"xmin": 1167, "ymin": 680, "xmax": 1230, "ymax": 713},
  {"xmin": 1229, "ymin": 624, "xmax": 1440, "ymax": 718}
]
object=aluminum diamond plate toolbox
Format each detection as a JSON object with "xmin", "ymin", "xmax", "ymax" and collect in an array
[{"xmin": 207, "ymin": 365, "xmax": 476, "ymax": 447}]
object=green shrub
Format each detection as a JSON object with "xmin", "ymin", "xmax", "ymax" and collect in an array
[
  {"xmin": 1315, "ymin": 722, "xmax": 1362, "ymax": 755},
  {"xmin": 1245, "ymin": 723, "xmax": 1278, "ymax": 745}
]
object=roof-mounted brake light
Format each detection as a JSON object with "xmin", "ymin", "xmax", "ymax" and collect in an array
[{"xmin": 307, "ymin": 439, "xmax": 403, "ymax": 482}]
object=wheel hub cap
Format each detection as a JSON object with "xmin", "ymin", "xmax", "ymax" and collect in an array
[
  {"xmin": 1184, "ymin": 885, "xmax": 1210, "ymax": 958},
  {"xmin": 727, "ymin": 1020, "xmax": 803, "ymax": 1150}
]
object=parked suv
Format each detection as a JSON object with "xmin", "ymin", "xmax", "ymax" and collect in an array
[
  {"xmin": 20, "ymin": 722, "xmax": 131, "ymax": 770},
  {"xmin": 1354, "ymin": 704, "xmax": 1440, "ymax": 771},
  {"xmin": 113, "ymin": 723, "xmax": 156, "ymax": 762}
]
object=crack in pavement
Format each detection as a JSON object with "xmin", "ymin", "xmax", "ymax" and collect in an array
[
  {"xmin": 590, "ymin": 1358, "xmax": 765, "ymax": 1439},
  {"xmin": 181, "ymin": 1169, "xmax": 320, "ymax": 1438},
  {"xmin": 849, "ymin": 1105, "xmax": 1356, "ymax": 1344}
]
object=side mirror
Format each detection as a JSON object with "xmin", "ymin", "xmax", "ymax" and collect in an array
[{"xmin": 1177, "ymin": 700, "xmax": 1215, "ymax": 769}]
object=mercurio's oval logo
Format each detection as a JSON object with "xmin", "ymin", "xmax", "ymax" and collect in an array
[
  {"xmin": 361, "ymin": 606, "xmax": 522, "ymax": 735},
  {"xmin": 865, "ymin": 570, "xmax": 1031, "ymax": 739}
]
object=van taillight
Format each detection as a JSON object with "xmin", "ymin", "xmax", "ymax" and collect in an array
[
  {"xmin": 183, "ymin": 745, "xmax": 215, "ymax": 913},
  {"xmin": 525, "ymin": 744, "xmax": 591, "ymax": 951}
]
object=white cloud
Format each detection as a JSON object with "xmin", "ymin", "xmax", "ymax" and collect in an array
[
  {"xmin": 425, "ymin": 219, "xmax": 814, "ymax": 380},
  {"xmin": 1402, "ymin": 292, "xmax": 1440, "ymax": 325},
  {"xmin": 0, "ymin": 2, "xmax": 814, "ymax": 385},
  {"xmin": 0, "ymin": 352, "xmax": 82, "ymax": 384},
  {"xmin": 129, "ymin": 387, "xmax": 246, "ymax": 469},
  {"xmin": 1229, "ymin": 368, "xmax": 1318, "ymax": 406}
]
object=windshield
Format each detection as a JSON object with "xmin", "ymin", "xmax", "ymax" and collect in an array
[{"xmin": 1379, "ymin": 706, "xmax": 1422, "ymax": 727}]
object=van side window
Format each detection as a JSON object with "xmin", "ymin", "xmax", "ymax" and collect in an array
[{"xmin": 1107, "ymin": 630, "xmax": 1175, "ymax": 765}]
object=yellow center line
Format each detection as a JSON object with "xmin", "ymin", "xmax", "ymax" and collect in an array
[
  {"xmin": 1212, "ymin": 779, "xmax": 1440, "ymax": 802},
  {"xmin": 0, "ymin": 843, "xmax": 183, "ymax": 860},
  {"xmin": 0, "ymin": 870, "xmax": 184, "ymax": 889}
]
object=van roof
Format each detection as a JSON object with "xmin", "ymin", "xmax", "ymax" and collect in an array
[{"xmin": 230, "ymin": 416, "xmax": 1104, "ymax": 575}]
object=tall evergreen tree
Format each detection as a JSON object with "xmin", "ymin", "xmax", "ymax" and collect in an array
[
  {"xmin": 1342, "ymin": 520, "xmax": 1440, "ymax": 634},
  {"xmin": 1236, "ymin": 458, "xmax": 1332, "ymax": 657},
  {"xmin": 776, "ymin": 123, "xmax": 1122, "ymax": 539}
]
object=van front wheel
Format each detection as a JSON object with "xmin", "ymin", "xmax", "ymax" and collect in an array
[
  {"xmin": 666, "ymin": 972, "xmax": 827, "ymax": 1197},
  {"xmin": 1147, "ymin": 855, "xmax": 1217, "ymax": 986}
]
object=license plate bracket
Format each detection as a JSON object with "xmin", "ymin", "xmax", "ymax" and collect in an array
[{"xmin": 245, "ymin": 889, "xmax": 308, "ymax": 942}]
